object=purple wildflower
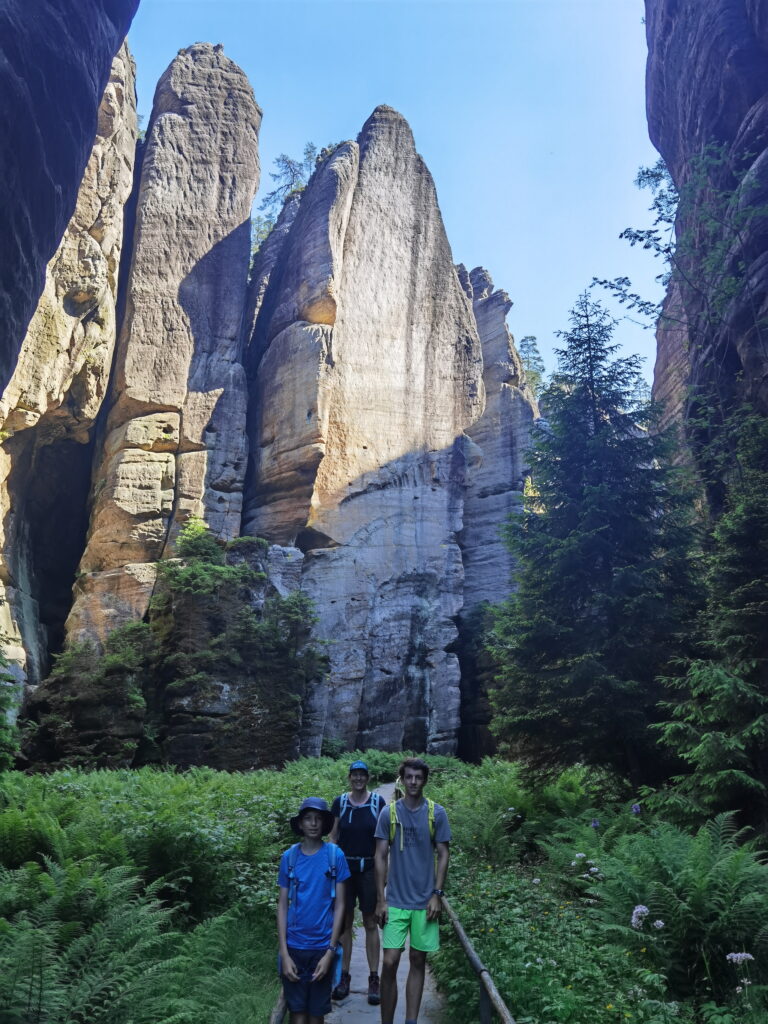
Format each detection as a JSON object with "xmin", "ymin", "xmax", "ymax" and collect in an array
[
  {"xmin": 631, "ymin": 803, "xmax": 641, "ymax": 815},
  {"xmin": 590, "ymin": 818, "xmax": 600, "ymax": 829},
  {"xmin": 652, "ymin": 920, "xmax": 665, "ymax": 930},
  {"xmin": 631, "ymin": 905, "xmax": 650, "ymax": 930},
  {"xmin": 726, "ymin": 952, "xmax": 754, "ymax": 964}
]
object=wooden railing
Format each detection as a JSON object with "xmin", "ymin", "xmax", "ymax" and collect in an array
[{"xmin": 441, "ymin": 895, "xmax": 516, "ymax": 1024}]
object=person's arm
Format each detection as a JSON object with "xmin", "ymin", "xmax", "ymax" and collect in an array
[
  {"xmin": 426, "ymin": 841, "xmax": 450, "ymax": 921},
  {"xmin": 277, "ymin": 887, "xmax": 299, "ymax": 981},
  {"xmin": 328, "ymin": 816, "xmax": 341, "ymax": 844},
  {"xmin": 374, "ymin": 836, "xmax": 389, "ymax": 926},
  {"xmin": 311, "ymin": 878, "xmax": 346, "ymax": 980}
]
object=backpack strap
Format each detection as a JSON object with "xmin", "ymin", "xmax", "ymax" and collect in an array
[
  {"xmin": 388, "ymin": 799, "xmax": 436, "ymax": 851},
  {"xmin": 339, "ymin": 792, "xmax": 349, "ymax": 822},
  {"xmin": 286, "ymin": 842, "xmax": 301, "ymax": 927},
  {"xmin": 370, "ymin": 791, "xmax": 382, "ymax": 820},
  {"xmin": 325, "ymin": 841, "xmax": 339, "ymax": 902}
]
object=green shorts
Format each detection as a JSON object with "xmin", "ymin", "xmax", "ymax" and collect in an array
[{"xmin": 382, "ymin": 906, "xmax": 439, "ymax": 952}]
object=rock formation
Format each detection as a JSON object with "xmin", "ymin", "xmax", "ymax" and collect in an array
[
  {"xmin": 0, "ymin": 43, "xmax": 138, "ymax": 688},
  {"xmin": 66, "ymin": 43, "xmax": 262, "ymax": 648},
  {"xmin": 243, "ymin": 106, "xmax": 491, "ymax": 755},
  {"xmin": 1, "ymin": 37, "xmax": 538, "ymax": 761},
  {"xmin": 0, "ymin": 0, "xmax": 139, "ymax": 391},
  {"xmin": 646, "ymin": 0, "xmax": 768, "ymax": 425},
  {"xmin": 455, "ymin": 266, "xmax": 537, "ymax": 757}
]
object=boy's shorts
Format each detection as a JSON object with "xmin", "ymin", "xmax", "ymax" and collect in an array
[
  {"xmin": 382, "ymin": 906, "xmax": 439, "ymax": 952},
  {"xmin": 281, "ymin": 947, "xmax": 333, "ymax": 1016}
]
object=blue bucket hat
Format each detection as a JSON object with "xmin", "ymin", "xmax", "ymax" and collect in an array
[
  {"xmin": 290, "ymin": 797, "xmax": 335, "ymax": 836},
  {"xmin": 349, "ymin": 759, "xmax": 369, "ymax": 774}
]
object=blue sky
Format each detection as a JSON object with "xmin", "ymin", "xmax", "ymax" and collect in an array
[{"xmin": 128, "ymin": 0, "xmax": 663, "ymax": 380}]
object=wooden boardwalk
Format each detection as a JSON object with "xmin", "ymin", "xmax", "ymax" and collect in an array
[{"xmin": 327, "ymin": 915, "xmax": 444, "ymax": 1022}]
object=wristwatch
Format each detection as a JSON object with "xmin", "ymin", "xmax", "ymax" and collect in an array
[
  {"xmin": 327, "ymin": 943, "xmax": 338, "ymax": 953},
  {"xmin": 432, "ymin": 889, "xmax": 444, "ymax": 897}
]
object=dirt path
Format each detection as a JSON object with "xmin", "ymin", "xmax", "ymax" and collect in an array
[{"xmin": 327, "ymin": 781, "xmax": 444, "ymax": 1023}]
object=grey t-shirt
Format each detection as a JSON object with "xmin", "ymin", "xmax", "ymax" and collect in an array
[{"xmin": 375, "ymin": 798, "xmax": 451, "ymax": 910}]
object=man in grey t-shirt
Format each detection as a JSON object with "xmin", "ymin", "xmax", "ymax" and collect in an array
[{"xmin": 374, "ymin": 758, "xmax": 451, "ymax": 1024}]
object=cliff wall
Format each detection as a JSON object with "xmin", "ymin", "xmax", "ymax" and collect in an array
[
  {"xmin": 646, "ymin": 0, "xmax": 768, "ymax": 424},
  {"xmin": 0, "ymin": 43, "xmax": 138, "ymax": 688},
  {"xmin": 0, "ymin": 0, "xmax": 139, "ymax": 391}
]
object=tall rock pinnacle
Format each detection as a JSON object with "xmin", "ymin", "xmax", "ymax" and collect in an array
[
  {"xmin": 67, "ymin": 43, "xmax": 262, "ymax": 646},
  {"xmin": 243, "ymin": 105, "xmax": 488, "ymax": 754}
]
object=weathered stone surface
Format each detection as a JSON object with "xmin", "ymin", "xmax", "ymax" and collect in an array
[
  {"xmin": 0, "ymin": 0, "xmax": 139, "ymax": 391},
  {"xmin": 68, "ymin": 43, "xmax": 262, "ymax": 648},
  {"xmin": 455, "ymin": 266, "xmax": 537, "ymax": 759},
  {"xmin": 459, "ymin": 267, "xmax": 536, "ymax": 612},
  {"xmin": 244, "ymin": 106, "xmax": 486, "ymax": 755},
  {"xmin": 66, "ymin": 563, "xmax": 159, "ymax": 649},
  {"xmin": 647, "ymin": 0, "xmax": 768, "ymax": 419},
  {"xmin": 0, "ymin": 45, "xmax": 137, "ymax": 687}
]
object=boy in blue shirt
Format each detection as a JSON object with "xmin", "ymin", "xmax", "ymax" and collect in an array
[{"xmin": 277, "ymin": 797, "xmax": 351, "ymax": 1023}]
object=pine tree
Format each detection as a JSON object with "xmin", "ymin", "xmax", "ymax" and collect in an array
[
  {"xmin": 654, "ymin": 411, "xmax": 768, "ymax": 828},
  {"xmin": 518, "ymin": 335, "xmax": 546, "ymax": 398},
  {"xmin": 489, "ymin": 294, "xmax": 699, "ymax": 785}
]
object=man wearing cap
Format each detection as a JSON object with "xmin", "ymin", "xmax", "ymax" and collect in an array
[
  {"xmin": 328, "ymin": 759, "xmax": 386, "ymax": 1005},
  {"xmin": 277, "ymin": 797, "xmax": 351, "ymax": 1024}
]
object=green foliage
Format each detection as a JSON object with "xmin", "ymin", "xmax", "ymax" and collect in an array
[
  {"xmin": 653, "ymin": 412, "xmax": 768, "ymax": 827},
  {"xmin": 489, "ymin": 294, "xmax": 700, "ymax": 784},
  {"xmin": 0, "ymin": 632, "xmax": 19, "ymax": 769},
  {"xmin": 1, "ymin": 756, "xmax": 766, "ymax": 1022},
  {"xmin": 518, "ymin": 335, "xmax": 546, "ymax": 398}
]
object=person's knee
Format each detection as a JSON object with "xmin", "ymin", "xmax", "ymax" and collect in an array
[
  {"xmin": 409, "ymin": 948, "xmax": 427, "ymax": 969},
  {"xmin": 362, "ymin": 913, "xmax": 378, "ymax": 932},
  {"xmin": 382, "ymin": 948, "xmax": 401, "ymax": 970}
]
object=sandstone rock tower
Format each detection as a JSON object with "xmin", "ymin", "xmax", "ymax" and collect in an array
[{"xmin": 67, "ymin": 43, "xmax": 262, "ymax": 646}]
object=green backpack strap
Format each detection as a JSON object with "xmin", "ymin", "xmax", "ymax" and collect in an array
[{"xmin": 389, "ymin": 798, "xmax": 436, "ymax": 851}]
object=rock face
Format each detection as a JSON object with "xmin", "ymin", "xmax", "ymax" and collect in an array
[
  {"xmin": 0, "ymin": 0, "xmax": 139, "ymax": 392},
  {"xmin": 66, "ymin": 43, "xmax": 262, "ymax": 648},
  {"xmin": 455, "ymin": 266, "xmax": 537, "ymax": 757},
  {"xmin": 243, "ymin": 106, "xmax": 489, "ymax": 755},
  {"xmin": 0, "ymin": 44, "xmax": 138, "ymax": 688},
  {"xmin": 646, "ymin": 0, "xmax": 768, "ymax": 423}
]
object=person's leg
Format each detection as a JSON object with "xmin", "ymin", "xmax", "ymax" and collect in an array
[
  {"xmin": 363, "ymin": 909, "xmax": 381, "ymax": 1002},
  {"xmin": 404, "ymin": 947, "xmax": 427, "ymax": 1022},
  {"xmin": 308, "ymin": 1017, "xmax": 323, "ymax": 1024},
  {"xmin": 289, "ymin": 1016, "xmax": 307, "ymax": 1024},
  {"xmin": 380, "ymin": 946, "xmax": 402, "ymax": 1024}
]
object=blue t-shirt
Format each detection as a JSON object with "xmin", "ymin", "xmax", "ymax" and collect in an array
[{"xmin": 278, "ymin": 842, "xmax": 351, "ymax": 949}]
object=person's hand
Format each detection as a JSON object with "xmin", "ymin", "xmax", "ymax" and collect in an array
[
  {"xmin": 281, "ymin": 953, "xmax": 300, "ymax": 982},
  {"xmin": 376, "ymin": 900, "xmax": 388, "ymax": 927},
  {"xmin": 311, "ymin": 948, "xmax": 335, "ymax": 981},
  {"xmin": 426, "ymin": 893, "xmax": 442, "ymax": 921}
]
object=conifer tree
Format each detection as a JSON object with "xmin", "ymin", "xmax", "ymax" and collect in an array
[
  {"xmin": 518, "ymin": 335, "xmax": 546, "ymax": 398},
  {"xmin": 489, "ymin": 294, "xmax": 698, "ymax": 785},
  {"xmin": 654, "ymin": 411, "xmax": 768, "ymax": 828}
]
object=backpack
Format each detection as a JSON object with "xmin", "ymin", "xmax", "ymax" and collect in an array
[
  {"xmin": 388, "ymin": 797, "xmax": 436, "ymax": 852},
  {"xmin": 339, "ymin": 789, "xmax": 383, "ymax": 824}
]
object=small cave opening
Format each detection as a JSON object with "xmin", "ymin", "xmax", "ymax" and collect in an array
[{"xmin": 5, "ymin": 431, "xmax": 94, "ymax": 679}]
